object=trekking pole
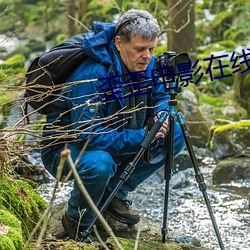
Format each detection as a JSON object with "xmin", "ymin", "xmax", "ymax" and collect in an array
[{"xmin": 81, "ymin": 111, "xmax": 168, "ymax": 240}]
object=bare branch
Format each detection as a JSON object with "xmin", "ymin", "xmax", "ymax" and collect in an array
[
  {"xmin": 68, "ymin": 14, "xmax": 90, "ymax": 32},
  {"xmin": 62, "ymin": 148, "xmax": 124, "ymax": 250}
]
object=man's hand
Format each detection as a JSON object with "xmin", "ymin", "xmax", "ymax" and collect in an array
[{"xmin": 154, "ymin": 111, "xmax": 169, "ymax": 139}]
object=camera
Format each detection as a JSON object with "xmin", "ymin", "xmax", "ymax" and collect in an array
[{"xmin": 156, "ymin": 51, "xmax": 192, "ymax": 77}]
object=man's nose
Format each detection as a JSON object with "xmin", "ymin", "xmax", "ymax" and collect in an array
[{"xmin": 142, "ymin": 49, "xmax": 151, "ymax": 59}]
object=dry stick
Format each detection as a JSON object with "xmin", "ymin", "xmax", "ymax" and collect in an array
[
  {"xmin": 62, "ymin": 148, "xmax": 124, "ymax": 250},
  {"xmin": 134, "ymin": 216, "xmax": 142, "ymax": 250},
  {"xmin": 93, "ymin": 225, "xmax": 110, "ymax": 250},
  {"xmin": 22, "ymin": 154, "xmax": 65, "ymax": 249}
]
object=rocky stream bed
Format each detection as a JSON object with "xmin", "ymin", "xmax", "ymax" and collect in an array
[{"xmin": 38, "ymin": 154, "xmax": 250, "ymax": 250}]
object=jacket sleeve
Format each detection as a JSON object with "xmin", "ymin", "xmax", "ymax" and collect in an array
[
  {"xmin": 152, "ymin": 83, "xmax": 170, "ymax": 116},
  {"xmin": 65, "ymin": 60, "xmax": 146, "ymax": 156},
  {"xmin": 151, "ymin": 75, "xmax": 170, "ymax": 116},
  {"xmin": 145, "ymin": 56, "xmax": 170, "ymax": 116}
]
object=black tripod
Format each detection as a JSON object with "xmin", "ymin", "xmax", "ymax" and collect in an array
[
  {"xmin": 81, "ymin": 54, "xmax": 225, "ymax": 249},
  {"xmin": 81, "ymin": 89, "xmax": 225, "ymax": 248},
  {"xmin": 161, "ymin": 82, "xmax": 225, "ymax": 249},
  {"xmin": 156, "ymin": 52, "xmax": 224, "ymax": 248}
]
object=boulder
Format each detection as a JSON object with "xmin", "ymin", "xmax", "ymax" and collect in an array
[
  {"xmin": 209, "ymin": 119, "xmax": 250, "ymax": 160},
  {"xmin": 213, "ymin": 157, "xmax": 250, "ymax": 184},
  {"xmin": 177, "ymin": 89, "xmax": 211, "ymax": 148},
  {"xmin": 42, "ymin": 201, "xmax": 211, "ymax": 250}
]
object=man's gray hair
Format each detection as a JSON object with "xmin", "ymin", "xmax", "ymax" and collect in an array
[{"xmin": 115, "ymin": 9, "xmax": 160, "ymax": 43}]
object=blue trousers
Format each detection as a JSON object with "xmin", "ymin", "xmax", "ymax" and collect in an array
[{"xmin": 41, "ymin": 122, "xmax": 185, "ymax": 226}]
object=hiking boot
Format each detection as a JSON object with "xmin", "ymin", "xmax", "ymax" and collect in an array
[
  {"xmin": 61, "ymin": 213, "xmax": 97, "ymax": 243},
  {"xmin": 105, "ymin": 196, "xmax": 140, "ymax": 225}
]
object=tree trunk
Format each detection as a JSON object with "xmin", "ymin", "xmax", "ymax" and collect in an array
[
  {"xmin": 167, "ymin": 0, "xmax": 196, "ymax": 57},
  {"xmin": 67, "ymin": 0, "xmax": 76, "ymax": 36},
  {"xmin": 78, "ymin": 0, "xmax": 88, "ymax": 20}
]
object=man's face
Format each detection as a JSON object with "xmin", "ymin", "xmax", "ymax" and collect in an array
[{"xmin": 115, "ymin": 35, "xmax": 157, "ymax": 72}]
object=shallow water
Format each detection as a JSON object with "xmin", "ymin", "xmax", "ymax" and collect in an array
[{"xmin": 38, "ymin": 157, "xmax": 250, "ymax": 250}]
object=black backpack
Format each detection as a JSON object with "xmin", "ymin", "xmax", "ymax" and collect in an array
[{"xmin": 24, "ymin": 34, "xmax": 87, "ymax": 115}]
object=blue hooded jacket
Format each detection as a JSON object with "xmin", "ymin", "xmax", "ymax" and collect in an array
[{"xmin": 43, "ymin": 21, "xmax": 170, "ymax": 156}]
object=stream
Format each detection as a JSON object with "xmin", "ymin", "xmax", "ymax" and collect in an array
[{"xmin": 38, "ymin": 155, "xmax": 250, "ymax": 250}]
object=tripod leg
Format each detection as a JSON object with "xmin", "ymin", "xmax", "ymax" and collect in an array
[
  {"xmin": 177, "ymin": 112, "xmax": 225, "ymax": 250},
  {"xmin": 162, "ymin": 114, "xmax": 175, "ymax": 243},
  {"xmin": 81, "ymin": 112, "xmax": 168, "ymax": 241}
]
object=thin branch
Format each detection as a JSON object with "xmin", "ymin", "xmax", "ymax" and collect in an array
[
  {"xmin": 62, "ymin": 148, "xmax": 124, "ymax": 250},
  {"xmin": 93, "ymin": 225, "xmax": 110, "ymax": 250},
  {"xmin": 68, "ymin": 14, "xmax": 90, "ymax": 32},
  {"xmin": 22, "ymin": 153, "xmax": 65, "ymax": 249},
  {"xmin": 134, "ymin": 220, "xmax": 142, "ymax": 250}
]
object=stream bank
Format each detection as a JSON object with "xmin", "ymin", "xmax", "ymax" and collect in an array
[{"xmin": 38, "ymin": 152, "xmax": 250, "ymax": 250}]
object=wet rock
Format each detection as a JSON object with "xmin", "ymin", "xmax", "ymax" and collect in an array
[
  {"xmin": 170, "ymin": 168, "xmax": 193, "ymax": 189},
  {"xmin": 178, "ymin": 99, "xmax": 211, "ymax": 148},
  {"xmin": 12, "ymin": 150, "xmax": 51, "ymax": 183},
  {"xmin": 213, "ymin": 157, "xmax": 250, "ymax": 184},
  {"xmin": 180, "ymin": 89, "xmax": 198, "ymax": 105}
]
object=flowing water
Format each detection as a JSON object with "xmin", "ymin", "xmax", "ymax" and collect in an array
[{"xmin": 38, "ymin": 156, "xmax": 250, "ymax": 250}]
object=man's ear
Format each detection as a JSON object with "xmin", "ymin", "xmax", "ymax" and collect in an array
[{"xmin": 115, "ymin": 36, "xmax": 122, "ymax": 51}]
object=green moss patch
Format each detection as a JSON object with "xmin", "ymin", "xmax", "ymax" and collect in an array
[
  {"xmin": 209, "ymin": 120, "xmax": 250, "ymax": 156},
  {"xmin": 106, "ymin": 237, "xmax": 210, "ymax": 250},
  {"xmin": 0, "ymin": 174, "xmax": 47, "ymax": 239},
  {"xmin": 0, "ymin": 209, "xmax": 24, "ymax": 250}
]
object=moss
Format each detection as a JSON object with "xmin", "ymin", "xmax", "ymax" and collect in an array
[
  {"xmin": 214, "ymin": 119, "xmax": 233, "ymax": 125},
  {"xmin": 29, "ymin": 239, "xmax": 98, "ymax": 250},
  {"xmin": 0, "ymin": 235, "xmax": 16, "ymax": 250},
  {"xmin": 198, "ymin": 90, "xmax": 249, "ymax": 122},
  {"xmin": 0, "ymin": 209, "xmax": 24, "ymax": 249},
  {"xmin": 0, "ymin": 209, "xmax": 21, "ymax": 229},
  {"xmin": 0, "ymin": 174, "xmax": 47, "ymax": 239},
  {"xmin": 212, "ymin": 120, "xmax": 250, "ymax": 133},
  {"xmin": 1, "ymin": 54, "xmax": 25, "ymax": 69},
  {"xmin": 7, "ymin": 228, "xmax": 24, "ymax": 249},
  {"xmin": 106, "ymin": 237, "xmax": 208, "ymax": 250},
  {"xmin": 209, "ymin": 120, "xmax": 250, "ymax": 151},
  {"xmin": 199, "ymin": 95, "xmax": 224, "ymax": 107}
]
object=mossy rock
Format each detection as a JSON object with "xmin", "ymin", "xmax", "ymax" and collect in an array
[
  {"xmin": 43, "ymin": 202, "xmax": 211, "ymax": 250},
  {"xmin": 209, "ymin": 120, "xmax": 250, "ymax": 160},
  {"xmin": 0, "ymin": 209, "xmax": 24, "ymax": 250},
  {"xmin": 0, "ymin": 174, "xmax": 47, "ymax": 239},
  {"xmin": 29, "ymin": 237, "xmax": 211, "ymax": 250},
  {"xmin": 106, "ymin": 237, "xmax": 210, "ymax": 250},
  {"xmin": 198, "ymin": 90, "xmax": 248, "ymax": 122}
]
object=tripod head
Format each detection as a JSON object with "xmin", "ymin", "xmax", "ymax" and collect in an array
[{"xmin": 156, "ymin": 51, "xmax": 192, "ymax": 96}]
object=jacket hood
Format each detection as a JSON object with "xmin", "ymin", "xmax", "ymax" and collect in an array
[{"xmin": 82, "ymin": 21, "xmax": 116, "ymax": 65}]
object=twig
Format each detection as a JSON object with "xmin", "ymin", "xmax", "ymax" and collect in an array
[
  {"xmin": 68, "ymin": 14, "xmax": 89, "ymax": 31},
  {"xmin": 61, "ymin": 148, "xmax": 124, "ymax": 250},
  {"xmin": 134, "ymin": 218, "xmax": 142, "ymax": 250},
  {"xmin": 93, "ymin": 225, "xmax": 109, "ymax": 250},
  {"xmin": 22, "ymin": 154, "xmax": 65, "ymax": 249}
]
